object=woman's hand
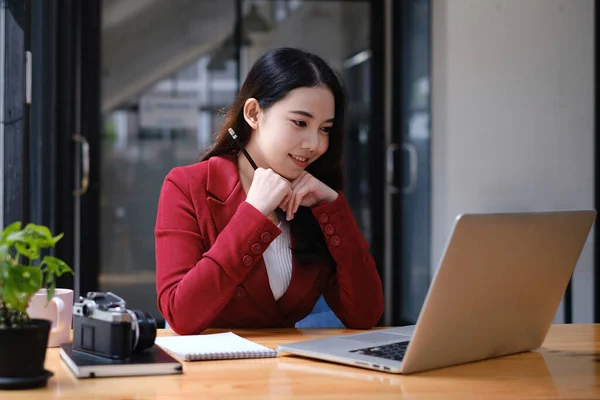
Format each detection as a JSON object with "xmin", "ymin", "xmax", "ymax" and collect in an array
[
  {"xmin": 280, "ymin": 171, "xmax": 338, "ymax": 221},
  {"xmin": 245, "ymin": 168, "xmax": 292, "ymax": 216}
]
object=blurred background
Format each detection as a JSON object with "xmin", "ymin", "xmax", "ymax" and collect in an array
[{"xmin": 0, "ymin": 0, "xmax": 596, "ymax": 327}]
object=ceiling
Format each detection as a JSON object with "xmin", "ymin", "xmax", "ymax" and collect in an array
[
  {"xmin": 101, "ymin": 0, "xmax": 235, "ymax": 113},
  {"xmin": 101, "ymin": 1, "xmax": 370, "ymax": 114}
]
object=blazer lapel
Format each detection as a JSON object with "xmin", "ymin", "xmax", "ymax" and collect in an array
[
  {"xmin": 242, "ymin": 258, "xmax": 284, "ymax": 323},
  {"xmin": 205, "ymin": 156, "xmax": 283, "ymax": 322},
  {"xmin": 206, "ymin": 156, "xmax": 244, "ymax": 233},
  {"xmin": 276, "ymin": 234, "xmax": 324, "ymax": 316}
]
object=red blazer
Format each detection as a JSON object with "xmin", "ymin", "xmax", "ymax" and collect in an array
[{"xmin": 155, "ymin": 155, "xmax": 383, "ymax": 334}]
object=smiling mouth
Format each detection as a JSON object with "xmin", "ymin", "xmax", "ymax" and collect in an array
[
  {"xmin": 289, "ymin": 154, "xmax": 310, "ymax": 167},
  {"xmin": 290, "ymin": 154, "xmax": 308, "ymax": 163}
]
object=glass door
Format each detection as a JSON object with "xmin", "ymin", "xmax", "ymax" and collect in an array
[
  {"xmin": 389, "ymin": 0, "xmax": 432, "ymax": 325},
  {"xmin": 98, "ymin": 0, "xmax": 238, "ymax": 324}
]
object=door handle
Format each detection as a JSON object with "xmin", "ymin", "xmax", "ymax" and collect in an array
[
  {"xmin": 72, "ymin": 134, "xmax": 89, "ymax": 196},
  {"xmin": 402, "ymin": 143, "xmax": 418, "ymax": 194},
  {"xmin": 386, "ymin": 143, "xmax": 400, "ymax": 194}
]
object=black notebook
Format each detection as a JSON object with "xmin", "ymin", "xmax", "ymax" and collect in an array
[{"xmin": 60, "ymin": 343, "xmax": 183, "ymax": 379}]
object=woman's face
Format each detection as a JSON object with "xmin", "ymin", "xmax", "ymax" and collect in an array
[{"xmin": 245, "ymin": 86, "xmax": 335, "ymax": 180}]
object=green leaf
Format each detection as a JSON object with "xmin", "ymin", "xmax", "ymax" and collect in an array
[
  {"xmin": 17, "ymin": 266, "xmax": 43, "ymax": 293},
  {"xmin": 0, "ymin": 244, "xmax": 10, "ymax": 263},
  {"xmin": 24, "ymin": 224, "xmax": 63, "ymax": 248},
  {"xmin": 1, "ymin": 264, "xmax": 41, "ymax": 312},
  {"xmin": 41, "ymin": 256, "xmax": 73, "ymax": 276},
  {"xmin": 50, "ymin": 233, "xmax": 64, "ymax": 246},
  {"xmin": 46, "ymin": 285, "xmax": 55, "ymax": 302},
  {"xmin": 0, "ymin": 259, "xmax": 9, "ymax": 279},
  {"xmin": 40, "ymin": 256, "xmax": 73, "ymax": 298},
  {"xmin": 14, "ymin": 242, "xmax": 39, "ymax": 260},
  {"xmin": 44, "ymin": 268, "xmax": 56, "ymax": 301},
  {"xmin": 1, "ymin": 222, "xmax": 21, "ymax": 244},
  {"xmin": 5, "ymin": 223, "xmax": 64, "ymax": 250},
  {"xmin": 0, "ymin": 222, "xmax": 71, "ymax": 315},
  {"xmin": 24, "ymin": 223, "xmax": 53, "ymax": 240}
]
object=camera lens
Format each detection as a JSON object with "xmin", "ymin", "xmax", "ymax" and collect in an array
[
  {"xmin": 129, "ymin": 310, "xmax": 157, "ymax": 352},
  {"xmin": 82, "ymin": 304, "xmax": 91, "ymax": 317}
]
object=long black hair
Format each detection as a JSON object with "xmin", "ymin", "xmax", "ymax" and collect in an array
[{"xmin": 202, "ymin": 47, "xmax": 346, "ymax": 265}]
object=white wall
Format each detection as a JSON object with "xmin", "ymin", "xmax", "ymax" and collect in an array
[{"xmin": 432, "ymin": 0, "xmax": 595, "ymax": 322}]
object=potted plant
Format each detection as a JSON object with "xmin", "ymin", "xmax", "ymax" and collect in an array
[{"xmin": 0, "ymin": 222, "xmax": 73, "ymax": 390}]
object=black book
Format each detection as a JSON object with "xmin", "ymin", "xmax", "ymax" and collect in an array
[{"xmin": 60, "ymin": 343, "xmax": 183, "ymax": 379}]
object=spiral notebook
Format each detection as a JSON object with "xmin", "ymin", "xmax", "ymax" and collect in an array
[{"xmin": 155, "ymin": 332, "xmax": 278, "ymax": 361}]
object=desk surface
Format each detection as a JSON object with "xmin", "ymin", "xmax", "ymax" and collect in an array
[{"xmin": 3, "ymin": 324, "xmax": 599, "ymax": 399}]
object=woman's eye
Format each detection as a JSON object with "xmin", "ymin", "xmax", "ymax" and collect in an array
[
  {"xmin": 292, "ymin": 120, "xmax": 307, "ymax": 127},
  {"xmin": 321, "ymin": 126, "xmax": 332, "ymax": 134}
]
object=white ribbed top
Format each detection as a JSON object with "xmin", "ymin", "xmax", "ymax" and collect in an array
[{"xmin": 263, "ymin": 221, "xmax": 293, "ymax": 301}]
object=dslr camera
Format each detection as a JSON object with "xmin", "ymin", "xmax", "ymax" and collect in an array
[{"xmin": 72, "ymin": 292, "xmax": 157, "ymax": 360}]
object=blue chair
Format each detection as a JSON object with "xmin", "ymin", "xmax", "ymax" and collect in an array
[{"xmin": 295, "ymin": 295, "xmax": 344, "ymax": 328}]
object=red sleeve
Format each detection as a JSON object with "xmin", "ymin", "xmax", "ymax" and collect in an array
[
  {"xmin": 311, "ymin": 192, "xmax": 384, "ymax": 329},
  {"xmin": 155, "ymin": 168, "xmax": 280, "ymax": 334}
]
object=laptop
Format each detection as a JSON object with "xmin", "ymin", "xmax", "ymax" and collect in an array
[{"xmin": 277, "ymin": 210, "xmax": 596, "ymax": 374}]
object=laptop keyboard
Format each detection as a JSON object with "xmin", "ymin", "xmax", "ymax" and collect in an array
[{"xmin": 349, "ymin": 341, "xmax": 410, "ymax": 362}]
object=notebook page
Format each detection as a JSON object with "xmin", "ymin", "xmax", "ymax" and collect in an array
[{"xmin": 155, "ymin": 332, "xmax": 278, "ymax": 361}]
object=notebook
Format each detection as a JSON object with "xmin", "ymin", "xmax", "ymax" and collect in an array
[
  {"xmin": 60, "ymin": 343, "xmax": 183, "ymax": 378},
  {"xmin": 155, "ymin": 332, "xmax": 278, "ymax": 361}
]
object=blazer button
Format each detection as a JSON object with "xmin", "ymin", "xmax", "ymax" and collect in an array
[
  {"xmin": 324, "ymin": 224, "xmax": 335, "ymax": 235},
  {"xmin": 251, "ymin": 243, "xmax": 262, "ymax": 254},
  {"xmin": 318, "ymin": 213, "xmax": 329, "ymax": 224},
  {"xmin": 235, "ymin": 287, "xmax": 246, "ymax": 299},
  {"xmin": 260, "ymin": 232, "xmax": 272, "ymax": 243},
  {"xmin": 330, "ymin": 236, "xmax": 341, "ymax": 247},
  {"xmin": 242, "ymin": 255, "xmax": 253, "ymax": 267}
]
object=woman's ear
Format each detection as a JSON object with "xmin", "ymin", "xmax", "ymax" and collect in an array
[{"xmin": 243, "ymin": 98, "xmax": 261, "ymax": 130}]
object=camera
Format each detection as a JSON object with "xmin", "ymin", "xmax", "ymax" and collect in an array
[{"xmin": 72, "ymin": 292, "xmax": 157, "ymax": 360}]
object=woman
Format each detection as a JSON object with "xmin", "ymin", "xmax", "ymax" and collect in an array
[{"xmin": 155, "ymin": 47, "xmax": 383, "ymax": 335}]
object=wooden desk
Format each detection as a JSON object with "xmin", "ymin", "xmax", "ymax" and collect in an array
[{"xmin": 2, "ymin": 324, "xmax": 599, "ymax": 399}]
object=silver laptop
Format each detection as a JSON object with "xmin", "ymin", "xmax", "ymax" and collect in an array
[{"xmin": 278, "ymin": 210, "xmax": 596, "ymax": 374}]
